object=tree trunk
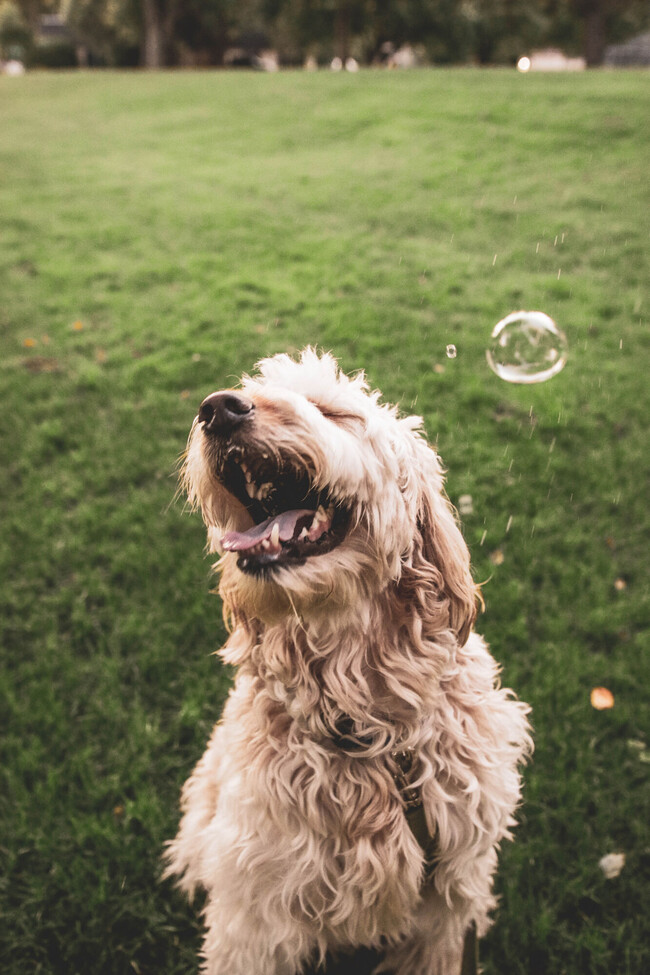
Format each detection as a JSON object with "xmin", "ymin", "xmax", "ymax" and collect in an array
[
  {"xmin": 582, "ymin": 1, "xmax": 607, "ymax": 67},
  {"xmin": 142, "ymin": 0, "xmax": 165, "ymax": 68},
  {"xmin": 334, "ymin": 1, "xmax": 351, "ymax": 61}
]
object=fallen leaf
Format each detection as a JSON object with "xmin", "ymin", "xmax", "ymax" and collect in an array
[
  {"xmin": 590, "ymin": 687, "xmax": 614, "ymax": 710},
  {"xmin": 180, "ymin": 390, "xmax": 191, "ymax": 400},
  {"xmin": 614, "ymin": 578, "xmax": 627, "ymax": 591},
  {"xmin": 192, "ymin": 353, "xmax": 202, "ymax": 362},
  {"xmin": 72, "ymin": 320, "xmax": 84, "ymax": 331},
  {"xmin": 433, "ymin": 363, "xmax": 445, "ymax": 374},
  {"xmin": 490, "ymin": 549, "xmax": 505, "ymax": 565},
  {"xmin": 598, "ymin": 852, "xmax": 625, "ymax": 879},
  {"xmin": 113, "ymin": 804, "xmax": 125, "ymax": 818},
  {"xmin": 23, "ymin": 356, "xmax": 60, "ymax": 374},
  {"xmin": 23, "ymin": 337, "xmax": 37, "ymax": 348},
  {"xmin": 95, "ymin": 348, "xmax": 107, "ymax": 364}
]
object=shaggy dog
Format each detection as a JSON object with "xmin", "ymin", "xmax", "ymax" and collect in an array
[{"xmin": 165, "ymin": 349, "xmax": 532, "ymax": 975}]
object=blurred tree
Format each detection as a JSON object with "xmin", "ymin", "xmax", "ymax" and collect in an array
[
  {"xmin": 62, "ymin": 0, "xmax": 139, "ymax": 65},
  {"xmin": 565, "ymin": 0, "xmax": 649, "ymax": 65},
  {"xmin": 62, "ymin": 0, "xmax": 238, "ymax": 66},
  {"xmin": 263, "ymin": 0, "xmax": 478, "ymax": 63},
  {"xmin": 262, "ymin": 0, "xmax": 363, "ymax": 62},
  {"xmin": 11, "ymin": 0, "xmax": 56, "ymax": 31},
  {"xmin": 471, "ymin": 0, "xmax": 549, "ymax": 64},
  {"xmin": 0, "ymin": 0, "xmax": 32, "ymax": 58},
  {"xmin": 11, "ymin": 0, "xmax": 649, "ymax": 67}
]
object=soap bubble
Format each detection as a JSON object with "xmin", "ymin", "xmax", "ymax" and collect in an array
[
  {"xmin": 446, "ymin": 344, "xmax": 457, "ymax": 359},
  {"xmin": 486, "ymin": 311, "xmax": 568, "ymax": 384}
]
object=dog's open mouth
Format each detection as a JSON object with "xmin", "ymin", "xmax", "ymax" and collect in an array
[{"xmin": 214, "ymin": 446, "xmax": 350, "ymax": 574}]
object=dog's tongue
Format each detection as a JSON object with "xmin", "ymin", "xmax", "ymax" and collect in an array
[{"xmin": 221, "ymin": 509, "xmax": 317, "ymax": 552}]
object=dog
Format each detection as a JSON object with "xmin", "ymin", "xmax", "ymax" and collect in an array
[{"xmin": 165, "ymin": 348, "xmax": 532, "ymax": 975}]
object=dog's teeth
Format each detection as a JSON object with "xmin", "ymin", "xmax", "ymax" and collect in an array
[
  {"xmin": 245, "ymin": 481, "xmax": 256, "ymax": 498},
  {"xmin": 270, "ymin": 523, "xmax": 280, "ymax": 548},
  {"xmin": 298, "ymin": 527, "xmax": 309, "ymax": 541},
  {"xmin": 256, "ymin": 482, "xmax": 273, "ymax": 500}
]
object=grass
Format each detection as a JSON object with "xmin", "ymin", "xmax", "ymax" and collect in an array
[{"xmin": 0, "ymin": 67, "xmax": 648, "ymax": 974}]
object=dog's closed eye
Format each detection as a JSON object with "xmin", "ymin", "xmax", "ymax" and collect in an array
[{"xmin": 309, "ymin": 400, "xmax": 363, "ymax": 426}]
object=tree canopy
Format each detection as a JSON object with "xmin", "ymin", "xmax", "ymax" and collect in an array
[{"xmin": 3, "ymin": 0, "xmax": 649, "ymax": 67}]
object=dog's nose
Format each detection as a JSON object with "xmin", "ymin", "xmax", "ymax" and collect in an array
[{"xmin": 198, "ymin": 391, "xmax": 255, "ymax": 435}]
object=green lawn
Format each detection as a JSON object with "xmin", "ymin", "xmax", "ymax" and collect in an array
[{"xmin": 1, "ymin": 68, "xmax": 648, "ymax": 974}]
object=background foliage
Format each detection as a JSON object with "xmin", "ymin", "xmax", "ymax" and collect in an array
[
  {"xmin": 1, "ymin": 69, "xmax": 649, "ymax": 973},
  {"xmin": 2, "ymin": 0, "xmax": 649, "ymax": 67}
]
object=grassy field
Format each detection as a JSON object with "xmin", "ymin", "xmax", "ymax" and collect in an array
[{"xmin": 1, "ymin": 68, "xmax": 648, "ymax": 974}]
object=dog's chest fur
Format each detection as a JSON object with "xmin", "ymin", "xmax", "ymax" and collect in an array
[{"xmin": 204, "ymin": 666, "xmax": 423, "ymax": 944}]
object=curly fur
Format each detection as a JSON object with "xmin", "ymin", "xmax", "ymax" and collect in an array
[{"xmin": 165, "ymin": 348, "xmax": 532, "ymax": 975}]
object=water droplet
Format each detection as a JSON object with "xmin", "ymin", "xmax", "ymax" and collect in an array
[
  {"xmin": 486, "ymin": 311, "xmax": 568, "ymax": 384},
  {"xmin": 446, "ymin": 344, "xmax": 457, "ymax": 359}
]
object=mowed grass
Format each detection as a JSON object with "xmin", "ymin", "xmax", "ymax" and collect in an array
[{"xmin": 1, "ymin": 68, "xmax": 648, "ymax": 974}]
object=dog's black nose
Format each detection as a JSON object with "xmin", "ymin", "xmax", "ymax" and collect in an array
[{"xmin": 198, "ymin": 391, "xmax": 254, "ymax": 435}]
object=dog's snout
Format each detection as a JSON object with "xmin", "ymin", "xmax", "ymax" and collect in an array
[{"xmin": 198, "ymin": 391, "xmax": 255, "ymax": 434}]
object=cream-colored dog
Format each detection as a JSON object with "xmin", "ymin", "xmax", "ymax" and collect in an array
[{"xmin": 165, "ymin": 349, "xmax": 531, "ymax": 975}]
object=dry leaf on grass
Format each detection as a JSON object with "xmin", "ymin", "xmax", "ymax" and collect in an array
[
  {"xmin": 598, "ymin": 852, "xmax": 625, "ymax": 879},
  {"xmin": 23, "ymin": 357, "xmax": 61, "ymax": 374},
  {"xmin": 590, "ymin": 687, "xmax": 614, "ymax": 710}
]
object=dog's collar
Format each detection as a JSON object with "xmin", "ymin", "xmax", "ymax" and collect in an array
[
  {"xmin": 326, "ymin": 717, "xmax": 481, "ymax": 972},
  {"xmin": 328, "ymin": 718, "xmax": 438, "ymax": 878},
  {"xmin": 328, "ymin": 715, "xmax": 380, "ymax": 753}
]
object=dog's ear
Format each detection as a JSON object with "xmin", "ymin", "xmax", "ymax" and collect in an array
[{"xmin": 408, "ymin": 442, "xmax": 478, "ymax": 647}]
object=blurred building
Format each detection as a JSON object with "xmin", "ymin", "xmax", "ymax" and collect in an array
[{"xmin": 604, "ymin": 32, "xmax": 650, "ymax": 67}]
